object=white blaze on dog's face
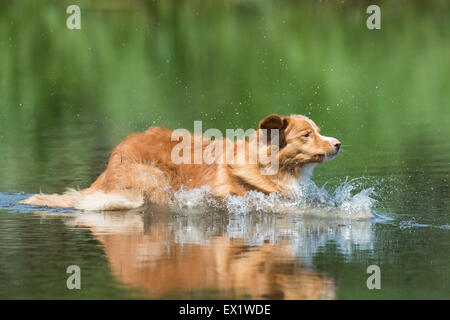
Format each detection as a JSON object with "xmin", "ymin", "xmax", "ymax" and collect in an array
[
  {"xmin": 259, "ymin": 114, "xmax": 341, "ymax": 168},
  {"xmin": 286, "ymin": 114, "xmax": 341, "ymax": 163}
]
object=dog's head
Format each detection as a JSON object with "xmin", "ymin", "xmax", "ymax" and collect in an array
[{"xmin": 258, "ymin": 114, "xmax": 341, "ymax": 167}]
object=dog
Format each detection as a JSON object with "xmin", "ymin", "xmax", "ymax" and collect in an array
[{"xmin": 20, "ymin": 114, "xmax": 341, "ymax": 211}]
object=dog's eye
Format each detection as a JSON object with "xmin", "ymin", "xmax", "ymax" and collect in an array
[{"xmin": 303, "ymin": 133, "xmax": 310, "ymax": 138}]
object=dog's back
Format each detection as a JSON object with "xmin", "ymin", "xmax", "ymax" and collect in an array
[{"xmin": 21, "ymin": 126, "xmax": 218, "ymax": 210}]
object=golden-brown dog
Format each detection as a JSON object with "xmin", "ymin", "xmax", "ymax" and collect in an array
[{"xmin": 20, "ymin": 114, "xmax": 341, "ymax": 210}]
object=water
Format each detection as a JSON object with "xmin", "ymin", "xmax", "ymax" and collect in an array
[{"xmin": 0, "ymin": 0, "xmax": 449, "ymax": 299}]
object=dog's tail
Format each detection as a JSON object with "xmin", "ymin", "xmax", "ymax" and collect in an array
[
  {"xmin": 20, "ymin": 192, "xmax": 76, "ymax": 208},
  {"xmin": 19, "ymin": 188, "xmax": 144, "ymax": 211}
]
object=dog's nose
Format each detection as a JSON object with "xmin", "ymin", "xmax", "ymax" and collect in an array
[{"xmin": 333, "ymin": 140, "xmax": 341, "ymax": 150}]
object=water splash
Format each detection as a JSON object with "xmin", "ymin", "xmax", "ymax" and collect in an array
[
  {"xmin": 1, "ymin": 176, "xmax": 376, "ymax": 219},
  {"xmin": 171, "ymin": 177, "xmax": 376, "ymax": 219}
]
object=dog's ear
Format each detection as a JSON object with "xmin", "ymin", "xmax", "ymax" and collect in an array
[
  {"xmin": 258, "ymin": 114, "xmax": 289, "ymax": 131},
  {"xmin": 258, "ymin": 114, "xmax": 289, "ymax": 147}
]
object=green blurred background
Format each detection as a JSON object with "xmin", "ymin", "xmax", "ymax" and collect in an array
[{"xmin": 1, "ymin": 0, "xmax": 449, "ymax": 194}]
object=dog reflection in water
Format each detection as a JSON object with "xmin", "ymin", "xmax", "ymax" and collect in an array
[{"xmin": 47, "ymin": 207, "xmax": 337, "ymax": 300}]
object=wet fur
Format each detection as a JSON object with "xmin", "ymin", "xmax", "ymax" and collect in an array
[{"xmin": 20, "ymin": 114, "xmax": 340, "ymax": 210}]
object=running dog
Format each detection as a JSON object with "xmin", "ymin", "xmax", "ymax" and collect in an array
[{"xmin": 20, "ymin": 114, "xmax": 341, "ymax": 210}]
